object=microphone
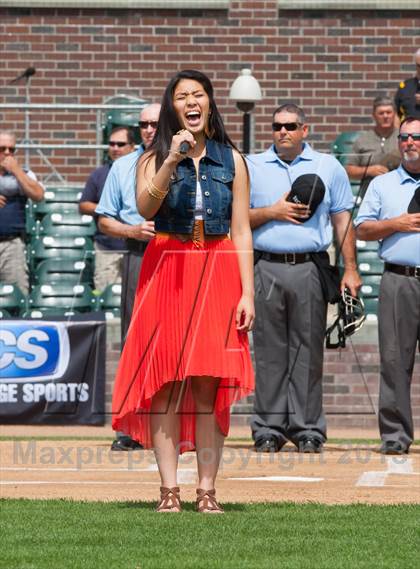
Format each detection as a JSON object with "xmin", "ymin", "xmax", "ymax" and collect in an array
[
  {"xmin": 9, "ymin": 67, "xmax": 36, "ymax": 84},
  {"xmin": 179, "ymin": 141, "xmax": 190, "ymax": 155}
]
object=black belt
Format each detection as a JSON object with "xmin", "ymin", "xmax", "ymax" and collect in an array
[
  {"xmin": 254, "ymin": 250, "xmax": 314, "ymax": 264},
  {"xmin": 385, "ymin": 262, "xmax": 420, "ymax": 279},
  {"xmin": 126, "ymin": 239, "xmax": 148, "ymax": 253}
]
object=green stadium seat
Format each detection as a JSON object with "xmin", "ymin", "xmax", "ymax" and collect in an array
[
  {"xmin": 30, "ymin": 188, "xmax": 83, "ymax": 219},
  {"xmin": 351, "ymin": 181, "xmax": 361, "ymax": 196},
  {"xmin": 356, "ymin": 239, "xmax": 380, "ymax": 253},
  {"xmin": 360, "ymin": 274, "xmax": 382, "ymax": 298},
  {"xmin": 25, "ymin": 200, "xmax": 39, "ymax": 235},
  {"xmin": 21, "ymin": 308, "xmax": 79, "ymax": 318},
  {"xmin": 33, "ymin": 259, "xmax": 93, "ymax": 286},
  {"xmin": 102, "ymin": 95, "xmax": 146, "ymax": 146},
  {"xmin": 28, "ymin": 284, "xmax": 96, "ymax": 314},
  {"xmin": 358, "ymin": 251, "xmax": 384, "ymax": 275},
  {"xmin": 44, "ymin": 186, "xmax": 83, "ymax": 195},
  {"xmin": 0, "ymin": 283, "xmax": 27, "ymax": 316},
  {"xmin": 331, "ymin": 131, "xmax": 361, "ymax": 166},
  {"xmin": 96, "ymin": 283, "xmax": 121, "ymax": 318},
  {"xmin": 29, "ymin": 235, "xmax": 94, "ymax": 270},
  {"xmin": 39, "ymin": 212, "xmax": 96, "ymax": 237},
  {"xmin": 32, "ymin": 202, "xmax": 80, "ymax": 219},
  {"xmin": 0, "ymin": 308, "xmax": 12, "ymax": 319},
  {"xmin": 363, "ymin": 297, "xmax": 379, "ymax": 321}
]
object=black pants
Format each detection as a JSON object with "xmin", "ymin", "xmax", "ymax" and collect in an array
[
  {"xmin": 251, "ymin": 259, "xmax": 328, "ymax": 445},
  {"xmin": 120, "ymin": 240, "xmax": 148, "ymax": 347}
]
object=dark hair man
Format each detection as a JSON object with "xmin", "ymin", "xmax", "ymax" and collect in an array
[
  {"xmin": 247, "ymin": 103, "xmax": 361, "ymax": 454},
  {"xmin": 79, "ymin": 126, "xmax": 136, "ymax": 291}
]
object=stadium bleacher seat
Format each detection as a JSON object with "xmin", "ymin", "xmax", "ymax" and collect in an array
[
  {"xmin": 22, "ymin": 308, "xmax": 78, "ymax": 318},
  {"xmin": 39, "ymin": 212, "xmax": 96, "ymax": 237},
  {"xmin": 28, "ymin": 284, "xmax": 96, "ymax": 314},
  {"xmin": 28, "ymin": 235, "xmax": 94, "ymax": 272},
  {"xmin": 358, "ymin": 251, "xmax": 384, "ymax": 275},
  {"xmin": 30, "ymin": 188, "xmax": 82, "ymax": 219},
  {"xmin": 96, "ymin": 283, "xmax": 121, "ymax": 318},
  {"xmin": 33, "ymin": 259, "xmax": 93, "ymax": 286},
  {"xmin": 102, "ymin": 94, "xmax": 146, "ymax": 146},
  {"xmin": 363, "ymin": 297, "xmax": 379, "ymax": 321},
  {"xmin": 0, "ymin": 308, "xmax": 12, "ymax": 319},
  {"xmin": 356, "ymin": 239, "xmax": 379, "ymax": 253},
  {"xmin": 0, "ymin": 283, "xmax": 26, "ymax": 316},
  {"xmin": 331, "ymin": 131, "xmax": 361, "ymax": 166},
  {"xmin": 360, "ymin": 274, "xmax": 382, "ymax": 299},
  {"xmin": 33, "ymin": 202, "xmax": 80, "ymax": 219}
]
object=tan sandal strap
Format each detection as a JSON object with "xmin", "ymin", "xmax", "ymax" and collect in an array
[
  {"xmin": 196, "ymin": 488, "xmax": 223, "ymax": 512},
  {"xmin": 157, "ymin": 486, "xmax": 181, "ymax": 511}
]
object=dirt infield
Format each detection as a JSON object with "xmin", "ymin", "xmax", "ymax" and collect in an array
[{"xmin": 1, "ymin": 425, "xmax": 418, "ymax": 505}]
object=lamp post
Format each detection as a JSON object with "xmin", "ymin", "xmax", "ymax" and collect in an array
[{"xmin": 229, "ymin": 68, "xmax": 262, "ymax": 154}]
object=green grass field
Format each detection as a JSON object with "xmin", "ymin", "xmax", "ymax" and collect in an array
[{"xmin": 1, "ymin": 500, "xmax": 418, "ymax": 569}]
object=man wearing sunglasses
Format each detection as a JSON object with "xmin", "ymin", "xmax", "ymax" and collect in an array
[
  {"xmin": 355, "ymin": 117, "xmax": 420, "ymax": 455},
  {"xmin": 0, "ymin": 130, "xmax": 44, "ymax": 294},
  {"xmin": 96, "ymin": 102, "xmax": 161, "ymax": 452},
  {"xmin": 79, "ymin": 126, "xmax": 136, "ymax": 291},
  {"xmin": 395, "ymin": 48, "xmax": 420, "ymax": 122},
  {"xmin": 247, "ymin": 103, "xmax": 361, "ymax": 454}
]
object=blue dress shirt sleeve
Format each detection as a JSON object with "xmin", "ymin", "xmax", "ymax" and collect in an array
[{"xmin": 95, "ymin": 163, "xmax": 122, "ymax": 220}]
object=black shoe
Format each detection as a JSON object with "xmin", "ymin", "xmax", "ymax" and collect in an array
[
  {"xmin": 298, "ymin": 437, "xmax": 323, "ymax": 453},
  {"xmin": 254, "ymin": 436, "xmax": 282, "ymax": 453},
  {"xmin": 110, "ymin": 435, "xmax": 143, "ymax": 451},
  {"xmin": 380, "ymin": 441, "xmax": 408, "ymax": 455}
]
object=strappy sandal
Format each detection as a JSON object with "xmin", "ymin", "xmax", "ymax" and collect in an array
[
  {"xmin": 195, "ymin": 488, "xmax": 224, "ymax": 514},
  {"xmin": 156, "ymin": 486, "xmax": 181, "ymax": 513}
]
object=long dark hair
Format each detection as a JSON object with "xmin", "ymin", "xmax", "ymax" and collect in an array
[{"xmin": 149, "ymin": 69, "xmax": 238, "ymax": 170}]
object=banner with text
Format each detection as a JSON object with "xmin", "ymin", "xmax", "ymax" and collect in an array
[{"xmin": 0, "ymin": 315, "xmax": 106, "ymax": 425}]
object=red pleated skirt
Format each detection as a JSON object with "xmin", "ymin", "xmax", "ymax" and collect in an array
[{"xmin": 111, "ymin": 234, "xmax": 254, "ymax": 453}]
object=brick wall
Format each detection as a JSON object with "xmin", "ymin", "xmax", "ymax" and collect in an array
[
  {"xmin": 104, "ymin": 320, "xmax": 420, "ymax": 432},
  {"xmin": 1, "ymin": 2, "xmax": 419, "ymax": 183}
]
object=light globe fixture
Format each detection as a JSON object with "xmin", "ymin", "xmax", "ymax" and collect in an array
[{"xmin": 229, "ymin": 68, "xmax": 262, "ymax": 153}]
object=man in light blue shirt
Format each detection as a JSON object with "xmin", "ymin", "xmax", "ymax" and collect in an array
[
  {"xmin": 355, "ymin": 117, "xmax": 420, "ymax": 455},
  {"xmin": 96, "ymin": 103, "xmax": 160, "ymax": 451},
  {"xmin": 248, "ymin": 103, "xmax": 361, "ymax": 454}
]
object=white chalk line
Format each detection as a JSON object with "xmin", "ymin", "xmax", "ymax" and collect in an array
[
  {"xmin": 0, "ymin": 481, "xmax": 158, "ymax": 486},
  {"xmin": 0, "ymin": 466, "xmax": 197, "ymax": 485},
  {"xmin": 228, "ymin": 476, "xmax": 324, "ymax": 483},
  {"xmin": 0, "ymin": 466, "xmax": 159, "ymax": 472}
]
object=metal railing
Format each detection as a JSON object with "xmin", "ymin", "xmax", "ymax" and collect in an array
[{"xmin": 0, "ymin": 102, "xmax": 147, "ymax": 183}]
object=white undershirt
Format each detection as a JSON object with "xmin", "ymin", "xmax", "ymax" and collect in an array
[{"xmin": 194, "ymin": 180, "xmax": 204, "ymax": 220}]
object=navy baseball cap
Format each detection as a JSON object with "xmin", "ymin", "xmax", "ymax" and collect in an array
[
  {"xmin": 408, "ymin": 187, "xmax": 420, "ymax": 214},
  {"xmin": 286, "ymin": 174, "xmax": 326, "ymax": 220}
]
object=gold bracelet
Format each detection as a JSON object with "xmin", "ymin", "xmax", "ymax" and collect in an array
[
  {"xmin": 146, "ymin": 179, "xmax": 169, "ymax": 200},
  {"xmin": 147, "ymin": 185, "xmax": 167, "ymax": 200}
]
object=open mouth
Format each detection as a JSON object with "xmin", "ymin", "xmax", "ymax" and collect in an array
[{"xmin": 185, "ymin": 111, "xmax": 201, "ymax": 127}]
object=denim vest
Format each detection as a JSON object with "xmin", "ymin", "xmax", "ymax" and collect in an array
[{"xmin": 154, "ymin": 138, "xmax": 235, "ymax": 235}]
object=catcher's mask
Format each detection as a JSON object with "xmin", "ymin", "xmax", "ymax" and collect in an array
[{"xmin": 325, "ymin": 289, "xmax": 366, "ymax": 349}]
